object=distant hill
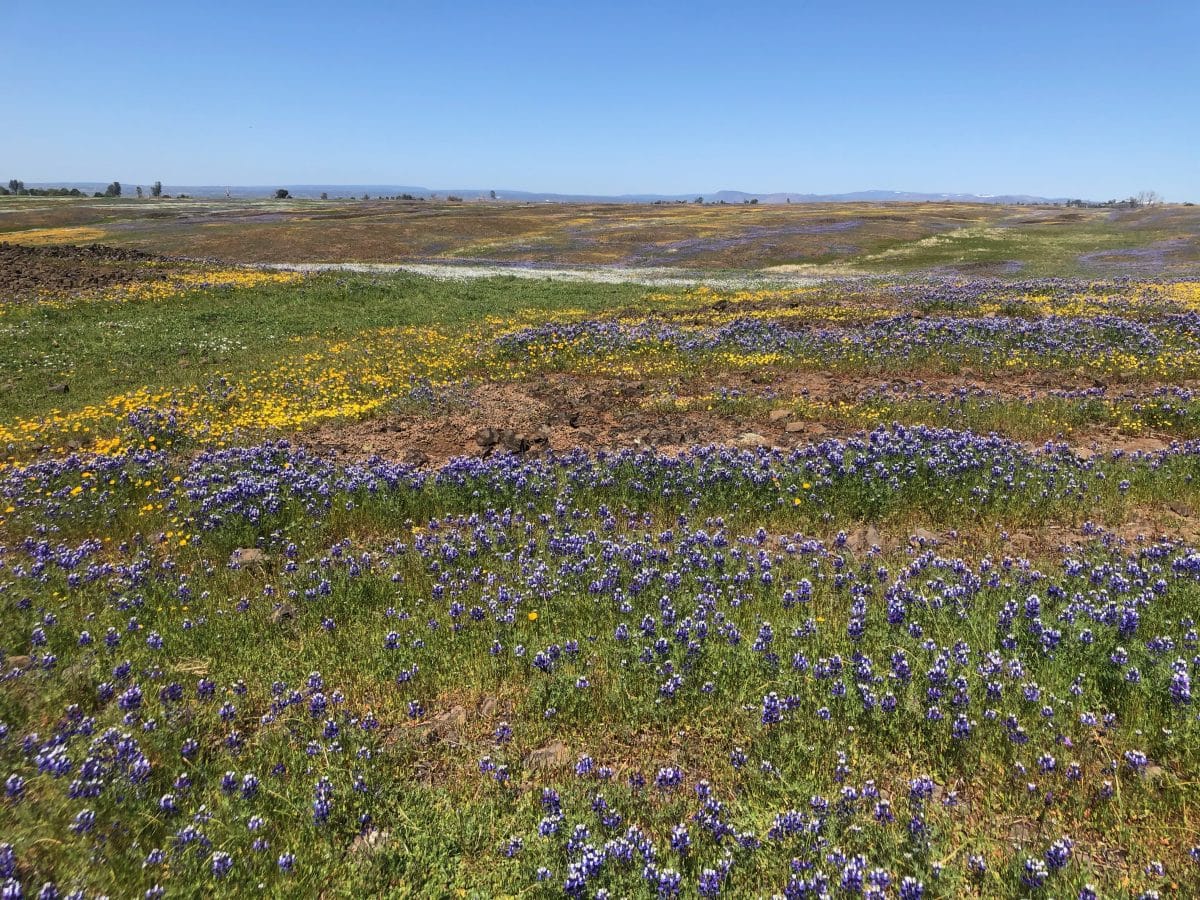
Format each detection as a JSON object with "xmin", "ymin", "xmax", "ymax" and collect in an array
[
  {"xmin": 26, "ymin": 183, "xmax": 1071, "ymax": 205},
  {"xmin": 708, "ymin": 190, "xmax": 1070, "ymax": 205}
]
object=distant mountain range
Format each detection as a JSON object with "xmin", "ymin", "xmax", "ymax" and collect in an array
[
  {"xmin": 706, "ymin": 190, "xmax": 1070, "ymax": 205},
  {"xmin": 28, "ymin": 183, "xmax": 1071, "ymax": 204}
]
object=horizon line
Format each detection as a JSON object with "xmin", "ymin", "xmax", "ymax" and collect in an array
[{"xmin": 11, "ymin": 182, "xmax": 1187, "ymax": 204}]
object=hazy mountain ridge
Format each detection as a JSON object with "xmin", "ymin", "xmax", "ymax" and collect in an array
[{"xmin": 25, "ymin": 183, "xmax": 1073, "ymax": 204}]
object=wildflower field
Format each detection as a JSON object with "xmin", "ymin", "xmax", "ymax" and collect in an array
[
  {"xmin": 4, "ymin": 196, "xmax": 1200, "ymax": 278},
  {"xmin": 3, "ymin": 247, "xmax": 1200, "ymax": 898}
]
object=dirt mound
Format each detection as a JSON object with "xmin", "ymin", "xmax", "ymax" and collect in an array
[
  {"xmin": 305, "ymin": 374, "xmax": 850, "ymax": 467},
  {"xmin": 0, "ymin": 241, "xmax": 173, "ymax": 298},
  {"xmin": 304, "ymin": 369, "xmax": 1189, "ymax": 469}
]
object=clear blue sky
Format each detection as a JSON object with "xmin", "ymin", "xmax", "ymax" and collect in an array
[{"xmin": 6, "ymin": 1, "xmax": 1198, "ymax": 200}]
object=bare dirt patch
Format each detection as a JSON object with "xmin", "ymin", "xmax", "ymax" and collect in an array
[
  {"xmin": 303, "ymin": 369, "xmax": 1180, "ymax": 468},
  {"xmin": 307, "ymin": 376, "xmax": 728, "ymax": 464},
  {"xmin": 0, "ymin": 241, "xmax": 175, "ymax": 299}
]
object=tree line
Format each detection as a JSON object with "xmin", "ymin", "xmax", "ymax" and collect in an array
[
  {"xmin": 1064, "ymin": 191, "xmax": 1162, "ymax": 209},
  {"xmin": 2, "ymin": 180, "xmax": 164, "ymax": 198}
]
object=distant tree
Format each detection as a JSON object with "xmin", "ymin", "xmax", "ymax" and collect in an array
[
  {"xmin": 136, "ymin": 186, "xmax": 144, "ymax": 198},
  {"xmin": 151, "ymin": 181, "xmax": 162, "ymax": 198},
  {"xmin": 104, "ymin": 181, "xmax": 122, "ymax": 197},
  {"xmin": 0, "ymin": 186, "xmax": 8, "ymax": 196},
  {"xmin": 1137, "ymin": 190, "xmax": 1161, "ymax": 206},
  {"xmin": 362, "ymin": 193, "xmax": 369, "ymax": 200},
  {"xmin": 275, "ymin": 188, "xmax": 290, "ymax": 199},
  {"xmin": 320, "ymin": 192, "xmax": 328, "ymax": 200},
  {"xmin": 8, "ymin": 179, "xmax": 24, "ymax": 194},
  {"xmin": 695, "ymin": 196, "xmax": 703, "ymax": 204},
  {"xmin": 447, "ymin": 195, "xmax": 463, "ymax": 202},
  {"xmin": 490, "ymin": 190, "xmax": 497, "ymax": 200},
  {"xmin": 749, "ymin": 198, "xmax": 758, "ymax": 205}
]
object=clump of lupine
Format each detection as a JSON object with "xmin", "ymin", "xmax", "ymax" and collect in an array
[
  {"xmin": 2, "ymin": 427, "xmax": 1200, "ymax": 895},
  {"xmin": 11, "ymin": 423, "xmax": 1200, "ymax": 563},
  {"xmin": 494, "ymin": 308, "xmax": 1200, "ymax": 379}
]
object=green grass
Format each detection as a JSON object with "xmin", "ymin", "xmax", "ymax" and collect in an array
[
  {"xmin": 0, "ymin": 274, "xmax": 653, "ymax": 422},
  {"xmin": 854, "ymin": 222, "xmax": 1187, "ymax": 277}
]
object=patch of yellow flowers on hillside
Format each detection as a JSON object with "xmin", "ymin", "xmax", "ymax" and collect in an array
[
  {"xmin": 0, "ymin": 325, "xmax": 470, "ymax": 456},
  {"xmin": 4, "ymin": 268, "xmax": 304, "ymax": 316}
]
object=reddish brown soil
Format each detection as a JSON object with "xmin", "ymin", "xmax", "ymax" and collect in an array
[
  {"xmin": 0, "ymin": 242, "xmax": 174, "ymax": 298},
  {"xmin": 303, "ymin": 369, "xmax": 1190, "ymax": 470},
  {"xmin": 307, "ymin": 376, "xmax": 756, "ymax": 465}
]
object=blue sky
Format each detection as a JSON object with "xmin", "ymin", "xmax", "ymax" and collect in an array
[{"xmin": 6, "ymin": 1, "xmax": 1198, "ymax": 199}]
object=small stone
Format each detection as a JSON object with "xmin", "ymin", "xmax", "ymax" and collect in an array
[
  {"xmin": 768, "ymin": 408, "xmax": 791, "ymax": 422},
  {"xmin": 401, "ymin": 448, "xmax": 429, "ymax": 467},
  {"xmin": 474, "ymin": 426, "xmax": 499, "ymax": 448},
  {"xmin": 527, "ymin": 740, "xmax": 570, "ymax": 770},
  {"xmin": 5, "ymin": 655, "xmax": 32, "ymax": 670},
  {"xmin": 350, "ymin": 829, "xmax": 391, "ymax": 855},
  {"xmin": 230, "ymin": 548, "xmax": 269, "ymax": 567},
  {"xmin": 784, "ymin": 421, "xmax": 807, "ymax": 433},
  {"xmin": 733, "ymin": 432, "xmax": 770, "ymax": 449},
  {"xmin": 423, "ymin": 705, "xmax": 468, "ymax": 744},
  {"xmin": 48, "ymin": 382, "xmax": 69, "ymax": 394},
  {"xmin": 497, "ymin": 430, "xmax": 529, "ymax": 453},
  {"xmin": 911, "ymin": 527, "xmax": 938, "ymax": 545},
  {"xmin": 269, "ymin": 603, "xmax": 296, "ymax": 625},
  {"xmin": 846, "ymin": 525, "xmax": 882, "ymax": 555}
]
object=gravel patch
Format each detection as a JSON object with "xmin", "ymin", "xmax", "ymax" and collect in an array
[{"xmin": 254, "ymin": 260, "xmax": 830, "ymax": 289}]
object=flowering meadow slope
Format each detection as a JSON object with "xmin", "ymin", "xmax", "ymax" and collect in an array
[{"xmin": 2, "ymin": 270, "xmax": 1200, "ymax": 897}]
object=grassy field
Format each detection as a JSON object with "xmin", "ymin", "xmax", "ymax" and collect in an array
[
  {"xmin": 3, "ymin": 196, "xmax": 1199, "ymax": 277},
  {"xmin": 0, "ymin": 272, "xmax": 647, "ymax": 423},
  {"xmin": 3, "ymin": 244, "xmax": 1200, "ymax": 897}
]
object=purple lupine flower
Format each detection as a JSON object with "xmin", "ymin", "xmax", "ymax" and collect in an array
[
  {"xmin": 211, "ymin": 851, "xmax": 233, "ymax": 878},
  {"xmin": 1046, "ymin": 836, "xmax": 1074, "ymax": 871}
]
